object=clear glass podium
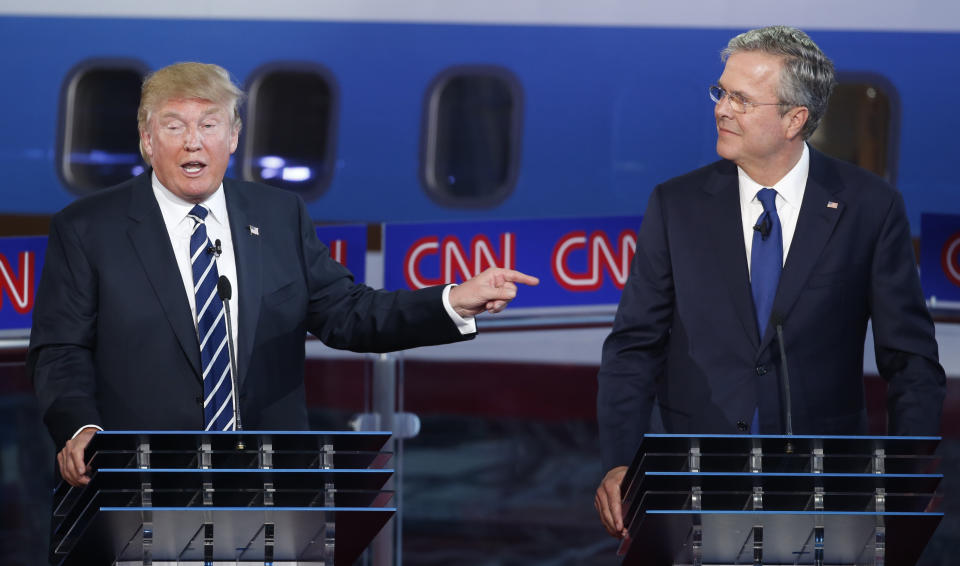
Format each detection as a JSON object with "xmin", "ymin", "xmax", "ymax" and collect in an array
[
  {"xmin": 618, "ymin": 435, "xmax": 943, "ymax": 565},
  {"xmin": 50, "ymin": 431, "xmax": 395, "ymax": 565}
]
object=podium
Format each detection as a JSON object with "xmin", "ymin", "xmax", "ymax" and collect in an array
[
  {"xmin": 50, "ymin": 431, "xmax": 396, "ymax": 565},
  {"xmin": 619, "ymin": 435, "xmax": 943, "ymax": 565}
]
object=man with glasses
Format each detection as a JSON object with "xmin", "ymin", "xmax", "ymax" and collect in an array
[{"xmin": 594, "ymin": 26, "xmax": 944, "ymax": 537}]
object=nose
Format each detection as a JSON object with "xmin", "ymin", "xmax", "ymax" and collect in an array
[
  {"xmin": 715, "ymin": 94, "xmax": 733, "ymax": 120},
  {"xmin": 183, "ymin": 126, "xmax": 202, "ymax": 151}
]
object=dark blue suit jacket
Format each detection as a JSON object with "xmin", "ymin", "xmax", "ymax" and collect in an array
[
  {"xmin": 29, "ymin": 173, "xmax": 472, "ymax": 449},
  {"xmin": 598, "ymin": 148, "xmax": 945, "ymax": 470}
]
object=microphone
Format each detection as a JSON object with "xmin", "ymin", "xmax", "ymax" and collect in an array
[
  {"xmin": 753, "ymin": 215, "xmax": 771, "ymax": 239},
  {"xmin": 772, "ymin": 313, "xmax": 794, "ymax": 453},
  {"xmin": 217, "ymin": 275, "xmax": 243, "ymax": 438},
  {"xmin": 207, "ymin": 239, "xmax": 222, "ymax": 257}
]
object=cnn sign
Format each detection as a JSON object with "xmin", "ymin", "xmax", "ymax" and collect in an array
[
  {"xmin": 0, "ymin": 236, "xmax": 47, "ymax": 331},
  {"xmin": 383, "ymin": 217, "xmax": 641, "ymax": 308}
]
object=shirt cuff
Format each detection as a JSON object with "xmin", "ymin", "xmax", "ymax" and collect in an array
[
  {"xmin": 71, "ymin": 424, "xmax": 103, "ymax": 439},
  {"xmin": 442, "ymin": 284, "xmax": 477, "ymax": 335}
]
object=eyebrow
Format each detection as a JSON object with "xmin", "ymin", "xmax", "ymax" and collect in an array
[
  {"xmin": 158, "ymin": 108, "xmax": 224, "ymax": 121},
  {"xmin": 717, "ymin": 81, "xmax": 750, "ymax": 99}
]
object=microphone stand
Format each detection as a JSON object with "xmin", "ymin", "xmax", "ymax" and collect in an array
[
  {"xmin": 775, "ymin": 321, "xmax": 794, "ymax": 454},
  {"xmin": 214, "ymin": 258, "xmax": 244, "ymax": 451}
]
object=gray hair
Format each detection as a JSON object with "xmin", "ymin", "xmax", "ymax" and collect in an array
[
  {"xmin": 722, "ymin": 26, "xmax": 836, "ymax": 139},
  {"xmin": 137, "ymin": 62, "xmax": 245, "ymax": 164}
]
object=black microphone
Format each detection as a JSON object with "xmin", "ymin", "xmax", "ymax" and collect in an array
[
  {"xmin": 216, "ymin": 274, "xmax": 231, "ymax": 301},
  {"xmin": 207, "ymin": 239, "xmax": 222, "ymax": 257},
  {"xmin": 772, "ymin": 313, "xmax": 794, "ymax": 453},
  {"xmin": 217, "ymin": 275, "xmax": 243, "ymax": 438},
  {"xmin": 753, "ymin": 216, "xmax": 771, "ymax": 239}
]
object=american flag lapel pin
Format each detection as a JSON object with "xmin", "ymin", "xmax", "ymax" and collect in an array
[
  {"xmin": 248, "ymin": 225, "xmax": 260, "ymax": 236},
  {"xmin": 827, "ymin": 201, "xmax": 839, "ymax": 209}
]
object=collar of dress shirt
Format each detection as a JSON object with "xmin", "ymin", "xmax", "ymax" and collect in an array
[
  {"xmin": 150, "ymin": 171, "xmax": 228, "ymax": 232},
  {"xmin": 737, "ymin": 142, "xmax": 810, "ymax": 209}
]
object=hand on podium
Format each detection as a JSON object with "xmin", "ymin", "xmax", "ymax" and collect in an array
[
  {"xmin": 57, "ymin": 426, "xmax": 97, "ymax": 487},
  {"xmin": 595, "ymin": 465, "xmax": 628, "ymax": 538}
]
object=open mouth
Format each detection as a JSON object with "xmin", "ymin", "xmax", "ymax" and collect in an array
[{"xmin": 181, "ymin": 161, "xmax": 207, "ymax": 175}]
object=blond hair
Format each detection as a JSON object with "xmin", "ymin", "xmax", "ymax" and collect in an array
[{"xmin": 137, "ymin": 62, "xmax": 244, "ymax": 163}]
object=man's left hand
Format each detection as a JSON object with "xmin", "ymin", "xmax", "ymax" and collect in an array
[{"xmin": 448, "ymin": 268, "xmax": 539, "ymax": 317}]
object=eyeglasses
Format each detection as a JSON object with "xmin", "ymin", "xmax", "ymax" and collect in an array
[{"xmin": 709, "ymin": 85, "xmax": 789, "ymax": 113}]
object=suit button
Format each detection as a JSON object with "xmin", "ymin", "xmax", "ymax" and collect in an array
[
  {"xmin": 737, "ymin": 420, "xmax": 748, "ymax": 432},
  {"xmin": 755, "ymin": 366, "xmax": 768, "ymax": 376}
]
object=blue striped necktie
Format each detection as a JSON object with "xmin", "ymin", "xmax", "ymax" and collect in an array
[
  {"xmin": 749, "ymin": 187, "xmax": 782, "ymax": 434},
  {"xmin": 188, "ymin": 205, "xmax": 235, "ymax": 431}
]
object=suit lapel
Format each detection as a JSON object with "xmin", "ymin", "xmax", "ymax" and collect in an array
[
  {"xmin": 224, "ymin": 180, "xmax": 262, "ymax": 389},
  {"xmin": 702, "ymin": 162, "xmax": 762, "ymax": 349},
  {"xmin": 760, "ymin": 149, "xmax": 844, "ymax": 351},
  {"xmin": 126, "ymin": 174, "xmax": 202, "ymax": 379}
]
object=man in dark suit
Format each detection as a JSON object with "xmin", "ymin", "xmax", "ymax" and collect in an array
[
  {"xmin": 594, "ymin": 26, "xmax": 945, "ymax": 536},
  {"xmin": 29, "ymin": 62, "xmax": 538, "ymax": 487}
]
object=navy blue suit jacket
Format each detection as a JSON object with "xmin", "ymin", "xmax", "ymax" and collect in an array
[
  {"xmin": 29, "ymin": 173, "xmax": 472, "ymax": 449},
  {"xmin": 598, "ymin": 148, "xmax": 945, "ymax": 470}
]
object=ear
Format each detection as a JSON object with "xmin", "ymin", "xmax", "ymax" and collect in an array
[
  {"xmin": 229, "ymin": 124, "xmax": 240, "ymax": 154},
  {"xmin": 140, "ymin": 125, "xmax": 155, "ymax": 160},
  {"xmin": 785, "ymin": 106, "xmax": 809, "ymax": 140}
]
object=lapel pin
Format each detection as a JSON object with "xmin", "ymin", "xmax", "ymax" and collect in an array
[
  {"xmin": 827, "ymin": 201, "xmax": 839, "ymax": 209},
  {"xmin": 248, "ymin": 225, "xmax": 260, "ymax": 236}
]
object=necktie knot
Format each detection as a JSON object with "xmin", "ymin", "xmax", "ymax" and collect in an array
[
  {"xmin": 756, "ymin": 188, "xmax": 778, "ymax": 212},
  {"xmin": 188, "ymin": 204, "xmax": 208, "ymax": 224}
]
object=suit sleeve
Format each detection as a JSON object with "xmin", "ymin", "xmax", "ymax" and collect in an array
[
  {"xmin": 869, "ymin": 192, "xmax": 945, "ymax": 435},
  {"xmin": 27, "ymin": 214, "xmax": 102, "ymax": 450},
  {"xmin": 294, "ymin": 197, "xmax": 473, "ymax": 352},
  {"xmin": 598, "ymin": 186, "xmax": 674, "ymax": 471}
]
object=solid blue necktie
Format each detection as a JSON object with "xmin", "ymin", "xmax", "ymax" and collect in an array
[
  {"xmin": 749, "ymin": 188, "xmax": 782, "ymax": 434},
  {"xmin": 188, "ymin": 205, "xmax": 235, "ymax": 431},
  {"xmin": 751, "ymin": 188, "xmax": 783, "ymax": 338}
]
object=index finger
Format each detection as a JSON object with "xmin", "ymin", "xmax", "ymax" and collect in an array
[
  {"xmin": 58, "ymin": 448, "xmax": 82, "ymax": 487},
  {"xmin": 499, "ymin": 269, "xmax": 539, "ymax": 286},
  {"xmin": 68, "ymin": 445, "xmax": 90, "ymax": 485},
  {"xmin": 609, "ymin": 487, "xmax": 623, "ymax": 533}
]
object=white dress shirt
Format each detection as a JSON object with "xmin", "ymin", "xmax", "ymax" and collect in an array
[
  {"xmin": 739, "ymin": 143, "xmax": 810, "ymax": 278},
  {"xmin": 72, "ymin": 174, "xmax": 475, "ymax": 439},
  {"xmin": 151, "ymin": 173, "xmax": 240, "ymax": 350}
]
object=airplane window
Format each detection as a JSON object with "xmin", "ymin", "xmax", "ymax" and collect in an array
[
  {"xmin": 58, "ymin": 62, "xmax": 148, "ymax": 194},
  {"xmin": 809, "ymin": 76, "xmax": 899, "ymax": 183},
  {"xmin": 242, "ymin": 65, "xmax": 337, "ymax": 199},
  {"xmin": 421, "ymin": 67, "xmax": 523, "ymax": 207}
]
